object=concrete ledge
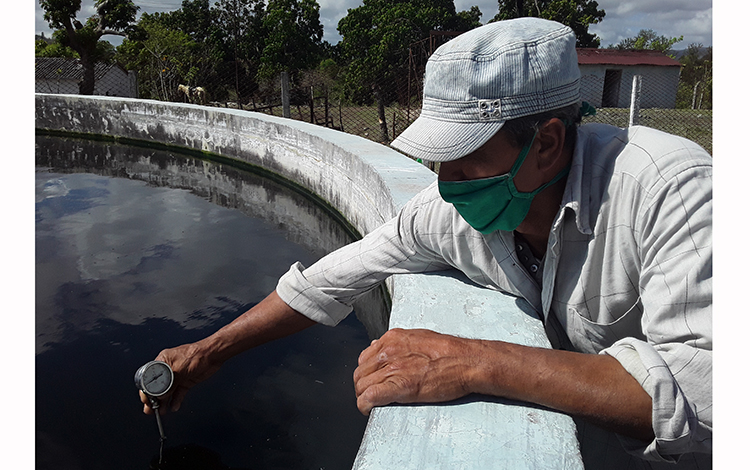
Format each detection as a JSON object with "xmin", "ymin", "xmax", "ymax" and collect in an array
[
  {"xmin": 36, "ymin": 94, "xmax": 583, "ymax": 469},
  {"xmin": 355, "ymin": 271, "xmax": 583, "ymax": 469}
]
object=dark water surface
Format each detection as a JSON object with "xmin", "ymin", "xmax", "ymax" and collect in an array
[{"xmin": 35, "ymin": 136, "xmax": 381, "ymax": 470}]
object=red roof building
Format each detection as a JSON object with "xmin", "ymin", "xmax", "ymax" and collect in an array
[
  {"xmin": 577, "ymin": 49, "xmax": 681, "ymax": 67},
  {"xmin": 576, "ymin": 49, "xmax": 681, "ymax": 109}
]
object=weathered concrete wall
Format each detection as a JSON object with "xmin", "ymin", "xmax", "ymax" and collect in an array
[
  {"xmin": 35, "ymin": 94, "xmax": 427, "ymax": 237},
  {"xmin": 36, "ymin": 94, "xmax": 583, "ymax": 469}
]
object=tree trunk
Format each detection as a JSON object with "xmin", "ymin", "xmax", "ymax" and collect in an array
[
  {"xmin": 373, "ymin": 85, "xmax": 389, "ymax": 142},
  {"xmin": 79, "ymin": 55, "xmax": 96, "ymax": 95},
  {"xmin": 516, "ymin": 0, "xmax": 525, "ymax": 17}
]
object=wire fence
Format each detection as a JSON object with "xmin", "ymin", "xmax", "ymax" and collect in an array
[
  {"xmin": 578, "ymin": 70, "xmax": 712, "ymax": 154},
  {"xmin": 254, "ymin": 62, "xmax": 712, "ymax": 155},
  {"xmin": 39, "ymin": 42, "xmax": 712, "ymax": 157}
]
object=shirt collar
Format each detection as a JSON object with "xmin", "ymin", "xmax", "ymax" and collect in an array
[{"xmin": 556, "ymin": 126, "xmax": 592, "ymax": 235}]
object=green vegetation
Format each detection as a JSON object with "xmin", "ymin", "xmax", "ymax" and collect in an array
[
  {"xmin": 610, "ymin": 29, "xmax": 683, "ymax": 57},
  {"xmin": 36, "ymin": 1, "xmax": 711, "ymax": 152},
  {"xmin": 491, "ymin": 0, "xmax": 606, "ymax": 47},
  {"xmin": 39, "ymin": 0, "xmax": 139, "ymax": 94},
  {"xmin": 676, "ymin": 44, "xmax": 712, "ymax": 111},
  {"xmin": 337, "ymin": 0, "xmax": 482, "ymax": 141}
]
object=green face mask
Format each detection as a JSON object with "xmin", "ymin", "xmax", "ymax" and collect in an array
[{"xmin": 438, "ymin": 132, "xmax": 569, "ymax": 234}]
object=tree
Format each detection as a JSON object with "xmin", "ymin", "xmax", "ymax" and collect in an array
[
  {"xmin": 453, "ymin": 5, "xmax": 483, "ymax": 31},
  {"xmin": 166, "ymin": 0, "xmax": 216, "ymax": 44},
  {"xmin": 611, "ymin": 29, "xmax": 683, "ymax": 57},
  {"xmin": 115, "ymin": 13, "xmax": 199, "ymax": 101},
  {"xmin": 676, "ymin": 44, "xmax": 712, "ymax": 110},
  {"xmin": 338, "ymin": 0, "xmax": 480, "ymax": 141},
  {"xmin": 213, "ymin": 0, "xmax": 267, "ymax": 102},
  {"xmin": 36, "ymin": 30, "xmax": 80, "ymax": 58},
  {"xmin": 258, "ymin": 0, "xmax": 325, "ymax": 82},
  {"xmin": 491, "ymin": 0, "xmax": 605, "ymax": 48},
  {"xmin": 39, "ymin": 0, "xmax": 139, "ymax": 94}
]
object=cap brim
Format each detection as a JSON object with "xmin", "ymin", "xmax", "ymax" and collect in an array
[{"xmin": 391, "ymin": 114, "xmax": 505, "ymax": 162}]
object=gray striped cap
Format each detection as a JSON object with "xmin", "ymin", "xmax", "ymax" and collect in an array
[{"xmin": 391, "ymin": 18, "xmax": 581, "ymax": 162}]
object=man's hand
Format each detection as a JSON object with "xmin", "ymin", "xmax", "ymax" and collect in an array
[
  {"xmin": 139, "ymin": 341, "xmax": 224, "ymax": 415},
  {"xmin": 353, "ymin": 327, "xmax": 654, "ymax": 442},
  {"xmin": 138, "ymin": 290, "xmax": 315, "ymax": 415},
  {"xmin": 353, "ymin": 328, "xmax": 478, "ymax": 415}
]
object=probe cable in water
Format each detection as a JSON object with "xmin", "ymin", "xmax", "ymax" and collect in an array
[{"xmin": 135, "ymin": 360, "xmax": 174, "ymax": 465}]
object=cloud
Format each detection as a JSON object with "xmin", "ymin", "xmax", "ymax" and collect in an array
[
  {"xmin": 455, "ymin": 0, "xmax": 500, "ymax": 19},
  {"xmin": 318, "ymin": 0, "xmax": 352, "ymax": 42},
  {"xmin": 603, "ymin": 0, "xmax": 710, "ymax": 16},
  {"xmin": 591, "ymin": 0, "xmax": 712, "ymax": 48}
]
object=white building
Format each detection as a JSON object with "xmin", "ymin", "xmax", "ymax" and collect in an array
[
  {"xmin": 577, "ymin": 49, "xmax": 681, "ymax": 109},
  {"xmin": 36, "ymin": 58, "xmax": 138, "ymax": 98}
]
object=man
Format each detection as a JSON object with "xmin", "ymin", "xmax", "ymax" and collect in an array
[{"xmin": 141, "ymin": 18, "xmax": 712, "ymax": 467}]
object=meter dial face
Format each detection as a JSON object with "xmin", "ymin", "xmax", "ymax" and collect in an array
[{"xmin": 135, "ymin": 361, "xmax": 174, "ymax": 397}]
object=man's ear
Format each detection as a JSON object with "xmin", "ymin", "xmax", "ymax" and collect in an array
[{"xmin": 533, "ymin": 118, "xmax": 568, "ymax": 174}]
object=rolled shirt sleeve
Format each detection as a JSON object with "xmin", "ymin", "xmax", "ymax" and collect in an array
[{"xmin": 276, "ymin": 184, "xmax": 454, "ymax": 326}]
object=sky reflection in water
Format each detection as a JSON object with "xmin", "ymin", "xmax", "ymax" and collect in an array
[{"xmin": 35, "ymin": 136, "xmax": 380, "ymax": 470}]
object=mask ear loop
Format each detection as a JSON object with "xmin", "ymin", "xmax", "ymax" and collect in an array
[
  {"xmin": 512, "ymin": 101, "xmax": 594, "ymax": 190},
  {"xmin": 508, "ymin": 129, "xmax": 538, "ymax": 177},
  {"xmin": 509, "ymin": 105, "xmax": 589, "ymax": 198}
]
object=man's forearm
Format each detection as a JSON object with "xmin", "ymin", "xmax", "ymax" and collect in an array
[
  {"xmin": 197, "ymin": 290, "xmax": 317, "ymax": 363},
  {"xmin": 467, "ymin": 338, "xmax": 654, "ymax": 441},
  {"xmin": 354, "ymin": 328, "xmax": 654, "ymax": 442},
  {"xmin": 146, "ymin": 290, "xmax": 316, "ymax": 413}
]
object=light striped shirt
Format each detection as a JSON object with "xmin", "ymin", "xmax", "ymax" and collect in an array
[{"xmin": 277, "ymin": 123, "xmax": 712, "ymax": 465}]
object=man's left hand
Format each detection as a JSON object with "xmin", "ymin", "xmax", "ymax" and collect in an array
[
  {"xmin": 353, "ymin": 328, "xmax": 479, "ymax": 415},
  {"xmin": 352, "ymin": 327, "xmax": 655, "ymax": 442}
]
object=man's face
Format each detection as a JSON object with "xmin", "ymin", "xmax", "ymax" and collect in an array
[{"xmin": 437, "ymin": 130, "xmax": 542, "ymax": 193}]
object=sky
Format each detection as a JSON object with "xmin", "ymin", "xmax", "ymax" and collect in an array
[{"xmin": 34, "ymin": 0, "xmax": 713, "ymax": 50}]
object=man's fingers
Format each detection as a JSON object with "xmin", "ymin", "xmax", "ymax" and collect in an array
[
  {"xmin": 355, "ymin": 329, "xmax": 408, "ymax": 379},
  {"xmin": 354, "ymin": 349, "xmax": 385, "ymax": 386},
  {"xmin": 353, "ymin": 361, "xmax": 388, "ymax": 397},
  {"xmin": 169, "ymin": 386, "xmax": 189, "ymax": 412},
  {"xmin": 139, "ymin": 391, "xmax": 154, "ymax": 415},
  {"xmin": 357, "ymin": 339, "xmax": 381, "ymax": 366},
  {"xmin": 356, "ymin": 379, "xmax": 410, "ymax": 415}
]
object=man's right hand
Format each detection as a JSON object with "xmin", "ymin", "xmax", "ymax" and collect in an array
[
  {"xmin": 139, "ymin": 340, "xmax": 224, "ymax": 415},
  {"xmin": 138, "ymin": 290, "xmax": 316, "ymax": 415}
]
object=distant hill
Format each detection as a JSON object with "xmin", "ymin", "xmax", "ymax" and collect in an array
[
  {"xmin": 673, "ymin": 46, "xmax": 711, "ymax": 60},
  {"xmin": 36, "ymin": 33, "xmax": 54, "ymax": 44}
]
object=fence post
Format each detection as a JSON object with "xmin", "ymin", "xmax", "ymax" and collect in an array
[
  {"xmin": 691, "ymin": 81, "xmax": 702, "ymax": 110},
  {"xmin": 281, "ymin": 71, "xmax": 291, "ymax": 118},
  {"xmin": 629, "ymin": 75, "xmax": 642, "ymax": 127},
  {"xmin": 128, "ymin": 70, "xmax": 138, "ymax": 98},
  {"xmin": 310, "ymin": 86, "xmax": 315, "ymax": 123}
]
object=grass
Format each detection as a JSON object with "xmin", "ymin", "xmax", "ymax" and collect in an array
[
  {"xmin": 262, "ymin": 103, "xmax": 415, "ymax": 143},
  {"xmin": 583, "ymin": 108, "xmax": 712, "ymax": 155}
]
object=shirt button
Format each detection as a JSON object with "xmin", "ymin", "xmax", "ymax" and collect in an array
[
  {"xmin": 517, "ymin": 245, "xmax": 523, "ymax": 252},
  {"xmin": 530, "ymin": 264, "xmax": 539, "ymax": 273}
]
